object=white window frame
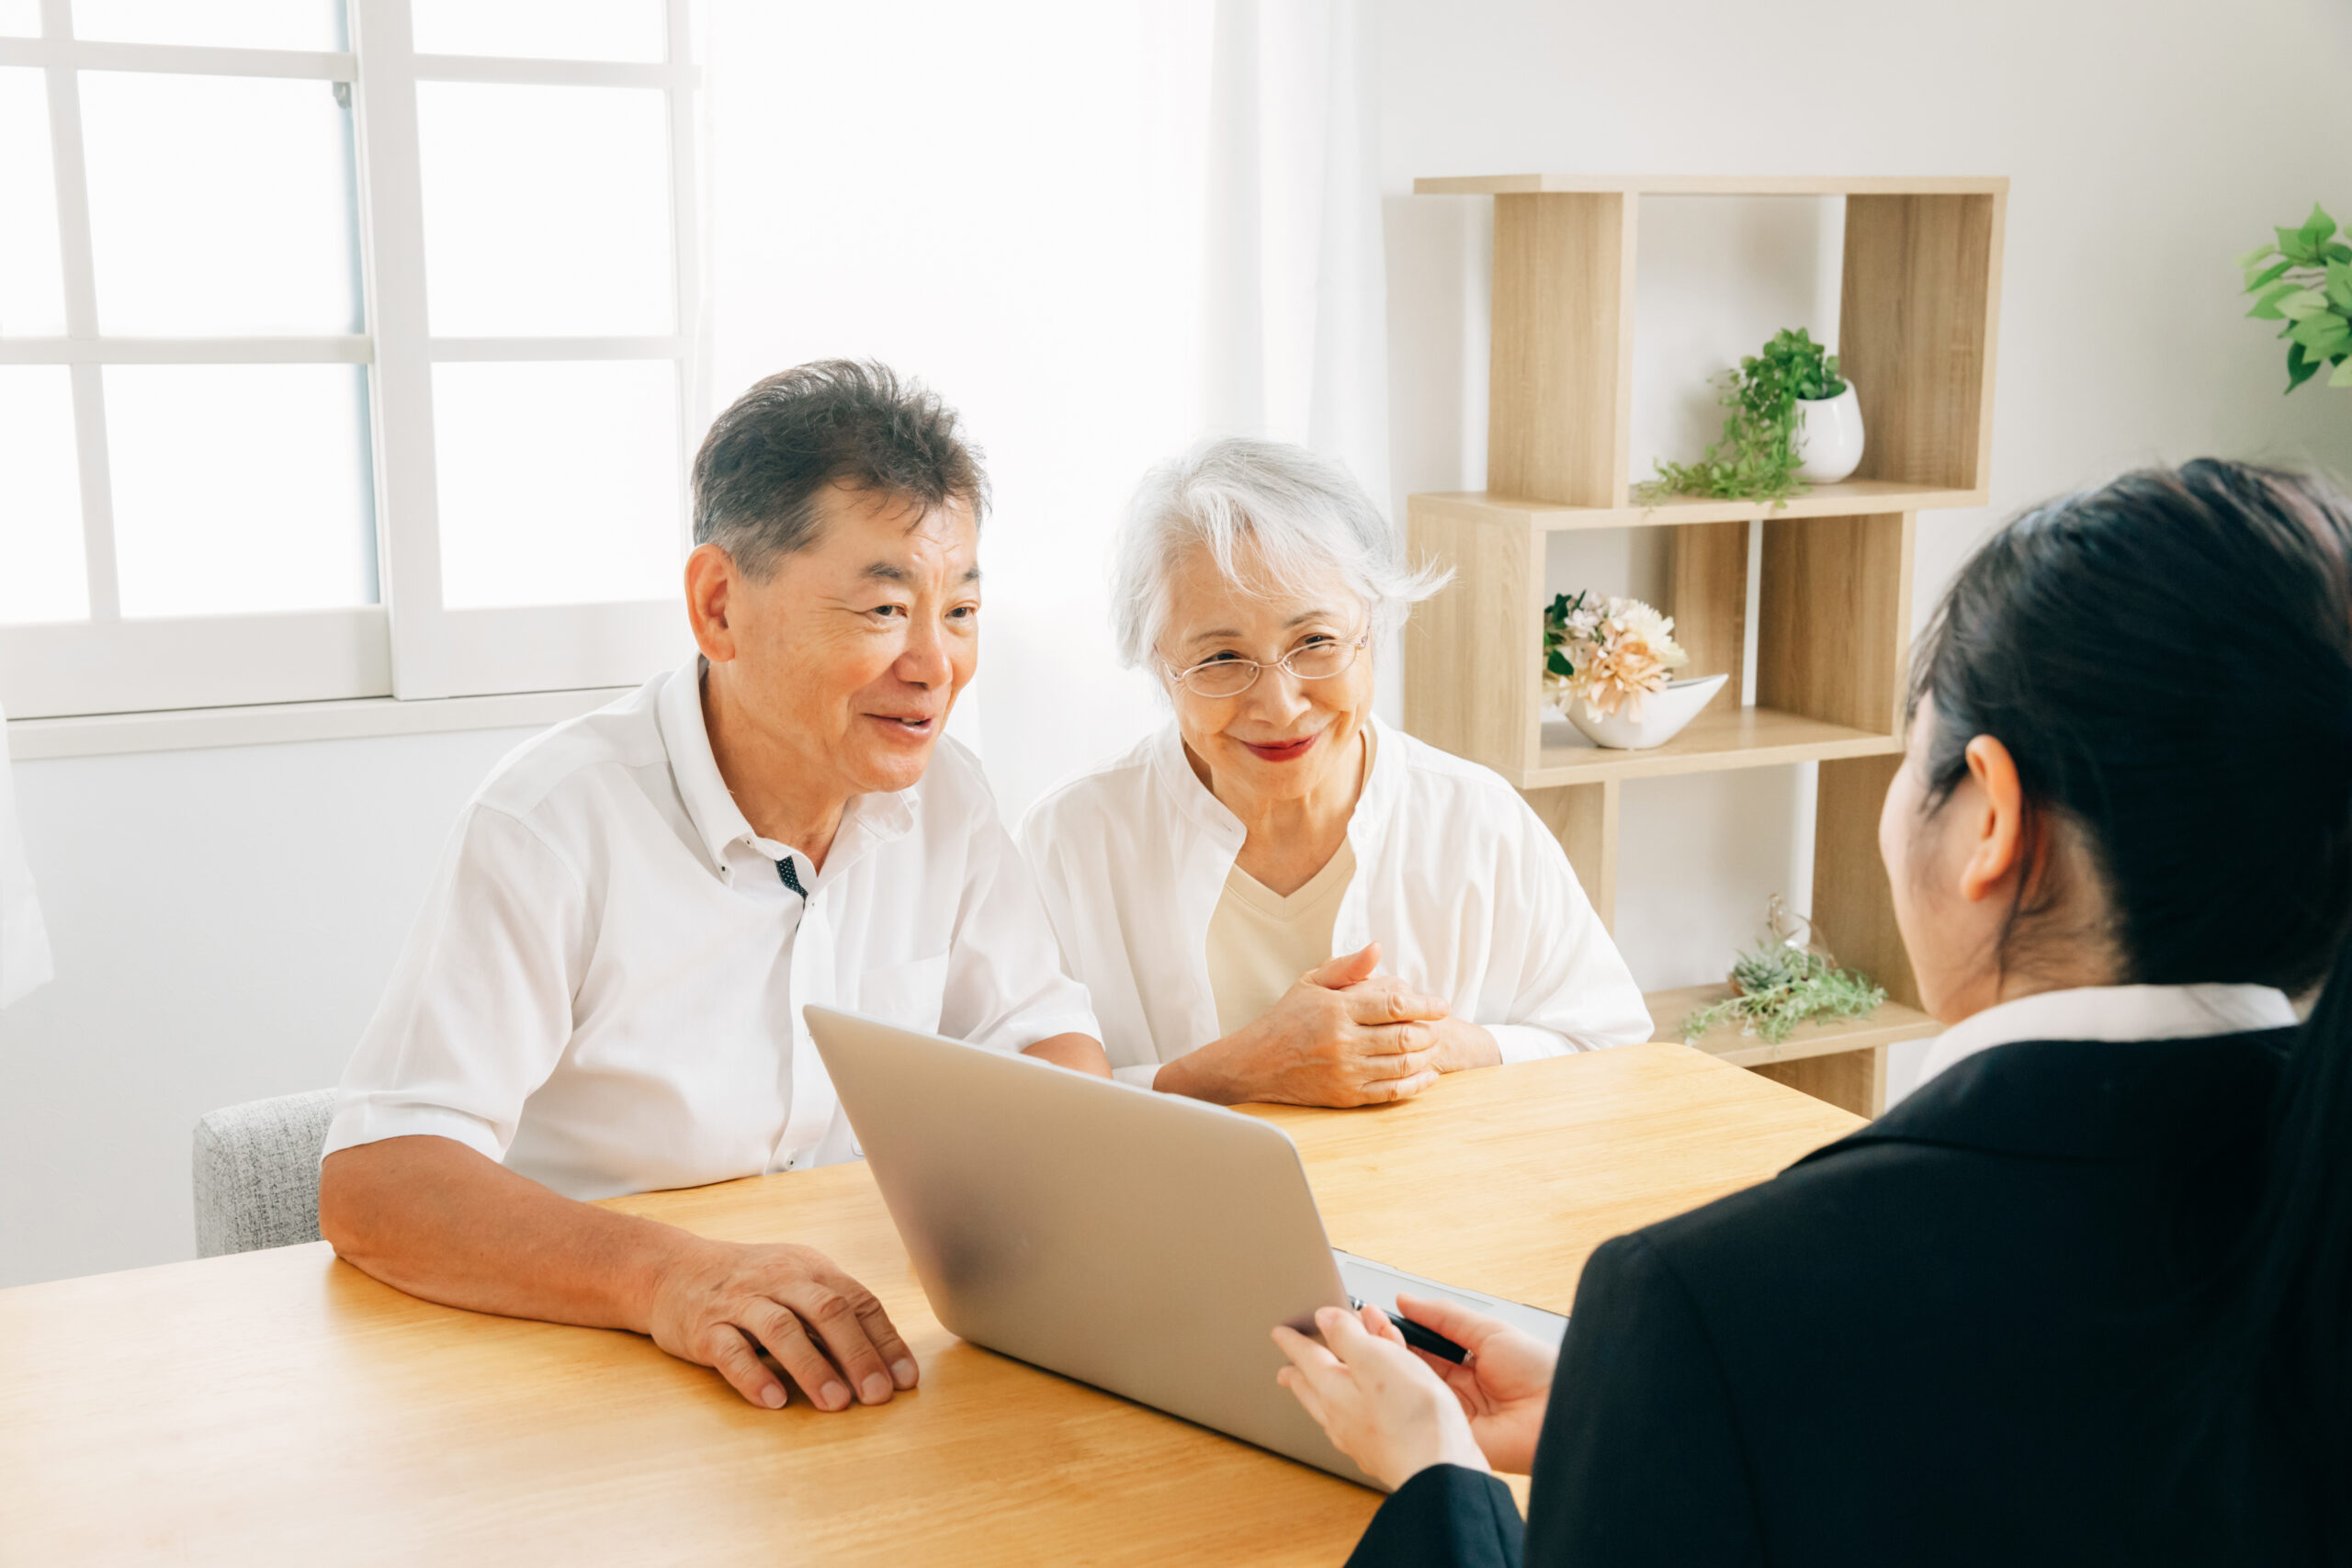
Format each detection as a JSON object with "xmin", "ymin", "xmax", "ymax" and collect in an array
[{"xmin": 0, "ymin": 0, "xmax": 700, "ymax": 721}]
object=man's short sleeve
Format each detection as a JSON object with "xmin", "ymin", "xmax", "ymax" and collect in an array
[{"xmin": 322, "ymin": 805, "xmax": 587, "ymax": 1165}]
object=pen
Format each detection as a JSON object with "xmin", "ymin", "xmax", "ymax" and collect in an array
[{"xmin": 1349, "ymin": 1297, "xmax": 1469, "ymax": 1364}]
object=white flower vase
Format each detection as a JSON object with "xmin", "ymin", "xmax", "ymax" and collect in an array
[
  {"xmin": 1792, "ymin": 380, "xmax": 1864, "ymax": 484},
  {"xmin": 1561, "ymin": 673, "xmax": 1729, "ymax": 750}
]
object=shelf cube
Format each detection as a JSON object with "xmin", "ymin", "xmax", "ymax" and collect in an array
[{"xmin": 1402, "ymin": 175, "xmax": 2008, "ymax": 1116}]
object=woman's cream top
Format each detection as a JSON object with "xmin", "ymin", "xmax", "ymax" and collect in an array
[{"xmin": 1204, "ymin": 840, "xmax": 1358, "ymax": 1038}]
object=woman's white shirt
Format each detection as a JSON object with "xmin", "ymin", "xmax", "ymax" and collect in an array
[
  {"xmin": 1914, "ymin": 982, "xmax": 2299, "ymax": 1089},
  {"xmin": 1017, "ymin": 716, "xmax": 1653, "ymax": 1084}
]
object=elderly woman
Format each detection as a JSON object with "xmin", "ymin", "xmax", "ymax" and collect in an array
[{"xmin": 1018, "ymin": 437, "xmax": 1649, "ymax": 1107}]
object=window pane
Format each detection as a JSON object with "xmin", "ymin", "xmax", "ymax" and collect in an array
[
  {"xmin": 0, "ymin": 67, "xmax": 66, "ymax": 336},
  {"xmin": 107, "ymin": 364, "xmax": 376, "ymax": 617},
  {"xmin": 433, "ymin": 360, "xmax": 681, "ymax": 608},
  {"xmin": 418, "ymin": 82, "xmax": 672, "ymax": 336},
  {"xmin": 412, "ymin": 0, "xmax": 663, "ymax": 63},
  {"xmin": 71, "ymin": 0, "xmax": 343, "ymax": 51},
  {"xmin": 80, "ymin": 72, "xmax": 360, "ymax": 335},
  {"xmin": 0, "ymin": 367, "xmax": 88, "ymax": 624},
  {"xmin": 0, "ymin": 0, "xmax": 39, "ymax": 38}
]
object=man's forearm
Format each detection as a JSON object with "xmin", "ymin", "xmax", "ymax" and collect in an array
[{"xmin": 318, "ymin": 1134, "xmax": 698, "ymax": 1333}]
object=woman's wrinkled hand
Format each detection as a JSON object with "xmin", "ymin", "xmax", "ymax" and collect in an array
[
  {"xmin": 1272, "ymin": 1303, "xmax": 1489, "ymax": 1491},
  {"xmin": 1159, "ymin": 942, "xmax": 1450, "ymax": 1107}
]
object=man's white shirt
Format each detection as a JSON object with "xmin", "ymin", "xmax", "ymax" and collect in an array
[{"xmin": 324, "ymin": 656, "xmax": 1099, "ymax": 1200}]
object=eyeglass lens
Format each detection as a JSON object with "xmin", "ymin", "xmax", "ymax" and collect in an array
[{"xmin": 1182, "ymin": 638, "xmax": 1359, "ymax": 697}]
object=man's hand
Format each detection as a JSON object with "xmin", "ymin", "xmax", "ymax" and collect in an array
[
  {"xmin": 647, "ymin": 1238, "xmax": 919, "ymax": 1411},
  {"xmin": 1156, "ymin": 942, "xmax": 1449, "ymax": 1107},
  {"xmin": 321, "ymin": 1136, "xmax": 919, "ymax": 1414}
]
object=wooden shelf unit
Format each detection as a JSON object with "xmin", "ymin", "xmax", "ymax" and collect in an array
[
  {"xmin": 1404, "ymin": 173, "xmax": 2007, "ymax": 1117},
  {"xmin": 1645, "ymin": 983, "xmax": 1941, "ymax": 1122}
]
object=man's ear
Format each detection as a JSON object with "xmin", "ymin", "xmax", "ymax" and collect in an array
[
  {"xmin": 684, "ymin": 543, "xmax": 738, "ymax": 663},
  {"xmin": 1956, "ymin": 734, "xmax": 2026, "ymax": 905}
]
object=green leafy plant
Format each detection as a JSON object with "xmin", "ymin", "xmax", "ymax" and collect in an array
[
  {"xmin": 1635, "ymin": 328, "xmax": 1847, "ymax": 505},
  {"xmin": 1679, "ymin": 942, "xmax": 1886, "ymax": 1046},
  {"xmin": 2239, "ymin": 202, "xmax": 2352, "ymax": 392}
]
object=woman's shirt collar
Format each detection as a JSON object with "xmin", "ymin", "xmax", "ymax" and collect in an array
[{"xmin": 1914, "ymin": 982, "xmax": 2299, "ymax": 1090}]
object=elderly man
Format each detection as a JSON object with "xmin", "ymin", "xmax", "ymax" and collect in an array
[{"xmin": 319, "ymin": 360, "xmax": 1108, "ymax": 1416}]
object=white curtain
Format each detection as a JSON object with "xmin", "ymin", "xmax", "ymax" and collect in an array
[
  {"xmin": 1192, "ymin": 0, "xmax": 1390, "ymax": 499},
  {"xmin": 0, "ymin": 698, "xmax": 53, "ymax": 1010},
  {"xmin": 697, "ymin": 0, "xmax": 1388, "ymax": 818}
]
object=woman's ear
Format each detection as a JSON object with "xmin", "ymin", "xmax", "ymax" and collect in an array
[{"xmin": 1957, "ymin": 734, "xmax": 2026, "ymax": 904}]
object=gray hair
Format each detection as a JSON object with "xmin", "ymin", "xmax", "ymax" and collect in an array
[
  {"xmin": 1109, "ymin": 436, "xmax": 1450, "ymax": 672},
  {"xmin": 691, "ymin": 359, "xmax": 987, "ymax": 578}
]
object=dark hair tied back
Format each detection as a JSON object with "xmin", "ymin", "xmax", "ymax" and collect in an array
[{"xmin": 1911, "ymin": 457, "xmax": 2352, "ymax": 1507}]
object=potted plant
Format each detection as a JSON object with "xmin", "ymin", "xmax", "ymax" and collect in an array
[
  {"xmin": 2239, "ymin": 202, "xmax": 2352, "ymax": 392},
  {"xmin": 1679, "ymin": 897, "xmax": 1888, "ymax": 1043},
  {"xmin": 1638, "ymin": 327, "xmax": 1860, "ymax": 503}
]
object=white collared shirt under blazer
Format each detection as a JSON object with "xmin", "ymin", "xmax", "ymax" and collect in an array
[
  {"xmin": 324, "ymin": 657, "xmax": 1099, "ymax": 1201},
  {"xmin": 1017, "ymin": 716, "xmax": 1652, "ymax": 1085},
  {"xmin": 1912, "ymin": 981, "xmax": 2299, "ymax": 1089}
]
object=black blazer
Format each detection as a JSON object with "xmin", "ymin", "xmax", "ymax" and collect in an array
[{"xmin": 1347, "ymin": 1029, "xmax": 2333, "ymax": 1567}]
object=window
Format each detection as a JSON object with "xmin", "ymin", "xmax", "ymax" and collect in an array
[{"xmin": 0, "ymin": 0, "xmax": 697, "ymax": 720}]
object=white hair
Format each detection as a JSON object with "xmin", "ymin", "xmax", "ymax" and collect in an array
[{"xmin": 1109, "ymin": 436, "xmax": 1451, "ymax": 673}]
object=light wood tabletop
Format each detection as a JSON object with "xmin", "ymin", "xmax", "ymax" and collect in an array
[{"xmin": 0, "ymin": 1043, "xmax": 1860, "ymax": 1565}]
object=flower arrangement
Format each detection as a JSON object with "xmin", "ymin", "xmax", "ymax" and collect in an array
[{"xmin": 1543, "ymin": 591, "xmax": 1690, "ymax": 722}]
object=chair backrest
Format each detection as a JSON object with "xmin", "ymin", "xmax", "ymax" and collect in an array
[{"xmin": 192, "ymin": 1089, "xmax": 337, "ymax": 1258}]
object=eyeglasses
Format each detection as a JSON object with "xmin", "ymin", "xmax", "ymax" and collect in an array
[{"xmin": 1162, "ymin": 631, "xmax": 1369, "ymax": 699}]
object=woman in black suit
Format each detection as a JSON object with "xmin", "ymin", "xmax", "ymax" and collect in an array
[{"xmin": 1272, "ymin": 459, "xmax": 2352, "ymax": 1566}]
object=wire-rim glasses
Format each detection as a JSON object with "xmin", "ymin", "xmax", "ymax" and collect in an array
[{"xmin": 1162, "ymin": 631, "xmax": 1370, "ymax": 699}]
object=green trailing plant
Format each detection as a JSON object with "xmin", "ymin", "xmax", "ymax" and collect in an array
[
  {"xmin": 1679, "ymin": 941, "xmax": 1886, "ymax": 1046},
  {"xmin": 2239, "ymin": 203, "xmax": 2352, "ymax": 392},
  {"xmin": 1635, "ymin": 328, "xmax": 1847, "ymax": 505}
]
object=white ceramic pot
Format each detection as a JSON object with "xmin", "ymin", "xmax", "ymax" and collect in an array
[
  {"xmin": 1563, "ymin": 672, "xmax": 1729, "ymax": 750},
  {"xmin": 1792, "ymin": 380, "xmax": 1864, "ymax": 484}
]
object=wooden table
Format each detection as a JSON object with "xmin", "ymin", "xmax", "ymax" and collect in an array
[{"xmin": 0, "ymin": 1044, "xmax": 1860, "ymax": 1565}]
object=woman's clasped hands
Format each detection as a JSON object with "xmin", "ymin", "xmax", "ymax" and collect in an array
[
  {"xmin": 1158, "ymin": 942, "xmax": 1488, "ymax": 1107},
  {"xmin": 1272, "ymin": 1292, "xmax": 1559, "ymax": 1492}
]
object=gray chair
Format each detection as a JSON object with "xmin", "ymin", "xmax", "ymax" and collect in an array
[{"xmin": 192, "ymin": 1089, "xmax": 337, "ymax": 1258}]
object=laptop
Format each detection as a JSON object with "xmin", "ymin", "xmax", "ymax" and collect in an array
[{"xmin": 804, "ymin": 1006, "xmax": 1568, "ymax": 1489}]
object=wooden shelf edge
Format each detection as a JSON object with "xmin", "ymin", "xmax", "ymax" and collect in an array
[
  {"xmin": 1413, "ymin": 174, "xmax": 2009, "ymax": 197},
  {"xmin": 1507, "ymin": 709, "xmax": 1899, "ymax": 789},
  {"xmin": 1409, "ymin": 483, "xmax": 1988, "ymax": 532},
  {"xmin": 1647, "ymin": 985, "xmax": 1939, "ymax": 1068}
]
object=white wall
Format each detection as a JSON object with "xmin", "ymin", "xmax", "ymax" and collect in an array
[
  {"xmin": 6, "ymin": 0, "xmax": 2348, "ymax": 1288},
  {"xmin": 1377, "ymin": 0, "xmax": 2352, "ymax": 1088},
  {"xmin": 0, "ymin": 728, "xmax": 537, "ymax": 1285}
]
